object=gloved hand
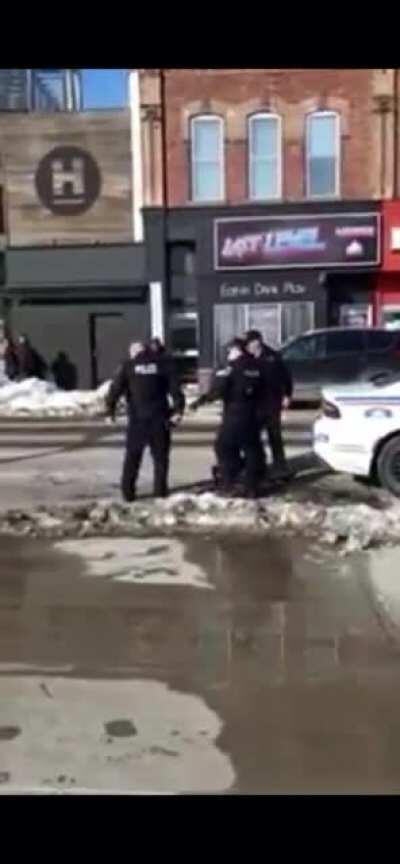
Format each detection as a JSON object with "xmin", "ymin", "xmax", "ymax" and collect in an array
[
  {"xmin": 170, "ymin": 412, "xmax": 183, "ymax": 427},
  {"xmin": 189, "ymin": 399, "xmax": 201, "ymax": 412}
]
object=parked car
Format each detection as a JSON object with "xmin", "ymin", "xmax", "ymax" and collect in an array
[
  {"xmin": 313, "ymin": 374, "xmax": 400, "ymax": 496},
  {"xmin": 279, "ymin": 328, "xmax": 400, "ymax": 402}
]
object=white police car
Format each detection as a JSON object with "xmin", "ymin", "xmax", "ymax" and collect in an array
[{"xmin": 313, "ymin": 374, "xmax": 400, "ymax": 496}]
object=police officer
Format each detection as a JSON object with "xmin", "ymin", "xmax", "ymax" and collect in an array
[
  {"xmin": 191, "ymin": 339, "xmax": 265, "ymax": 498},
  {"xmin": 106, "ymin": 341, "xmax": 185, "ymax": 501},
  {"xmin": 244, "ymin": 329, "xmax": 293, "ymax": 480}
]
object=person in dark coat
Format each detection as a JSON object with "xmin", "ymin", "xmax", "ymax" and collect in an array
[
  {"xmin": 190, "ymin": 338, "xmax": 266, "ymax": 498},
  {"xmin": 106, "ymin": 343, "xmax": 185, "ymax": 501},
  {"xmin": 16, "ymin": 335, "xmax": 47, "ymax": 380},
  {"xmin": 244, "ymin": 329, "xmax": 293, "ymax": 480},
  {"xmin": 51, "ymin": 352, "xmax": 78, "ymax": 391}
]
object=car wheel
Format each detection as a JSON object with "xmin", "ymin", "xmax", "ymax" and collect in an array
[{"xmin": 377, "ymin": 436, "xmax": 400, "ymax": 497}]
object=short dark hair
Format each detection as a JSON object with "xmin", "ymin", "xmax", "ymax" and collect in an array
[
  {"xmin": 244, "ymin": 329, "xmax": 263, "ymax": 343},
  {"xmin": 149, "ymin": 338, "xmax": 165, "ymax": 353},
  {"xmin": 227, "ymin": 337, "xmax": 245, "ymax": 352}
]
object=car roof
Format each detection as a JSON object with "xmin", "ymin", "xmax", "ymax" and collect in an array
[{"xmin": 294, "ymin": 327, "xmax": 391, "ymax": 337}]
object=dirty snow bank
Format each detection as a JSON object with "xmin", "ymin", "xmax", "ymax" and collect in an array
[
  {"xmin": 0, "ymin": 378, "xmax": 201, "ymax": 419},
  {"xmin": 0, "ymin": 377, "xmax": 111, "ymax": 418},
  {"xmin": 1, "ymin": 490, "xmax": 400, "ymax": 554}
]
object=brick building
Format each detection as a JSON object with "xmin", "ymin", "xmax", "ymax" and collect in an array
[{"xmin": 140, "ymin": 68, "xmax": 400, "ymax": 386}]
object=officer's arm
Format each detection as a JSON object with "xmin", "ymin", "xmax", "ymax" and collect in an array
[
  {"xmin": 165, "ymin": 361, "xmax": 185, "ymax": 416},
  {"xmin": 193, "ymin": 367, "xmax": 231, "ymax": 409},
  {"xmin": 105, "ymin": 363, "xmax": 128, "ymax": 420}
]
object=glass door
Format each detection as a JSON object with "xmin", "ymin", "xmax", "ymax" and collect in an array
[{"xmin": 281, "ymin": 301, "xmax": 314, "ymax": 345}]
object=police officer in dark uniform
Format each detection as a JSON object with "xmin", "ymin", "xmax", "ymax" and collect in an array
[
  {"xmin": 106, "ymin": 342, "xmax": 185, "ymax": 501},
  {"xmin": 245, "ymin": 329, "xmax": 293, "ymax": 480},
  {"xmin": 190, "ymin": 339, "xmax": 265, "ymax": 498}
]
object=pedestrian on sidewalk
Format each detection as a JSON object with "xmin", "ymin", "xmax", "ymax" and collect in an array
[
  {"xmin": 0, "ymin": 329, "xmax": 18, "ymax": 381},
  {"xmin": 106, "ymin": 341, "xmax": 185, "ymax": 501},
  {"xmin": 244, "ymin": 329, "xmax": 293, "ymax": 481},
  {"xmin": 16, "ymin": 334, "xmax": 47, "ymax": 380}
]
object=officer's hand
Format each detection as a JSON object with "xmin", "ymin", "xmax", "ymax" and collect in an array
[
  {"xmin": 170, "ymin": 412, "xmax": 183, "ymax": 426},
  {"xmin": 282, "ymin": 396, "xmax": 291, "ymax": 411}
]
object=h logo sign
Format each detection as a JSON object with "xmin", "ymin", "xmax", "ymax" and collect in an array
[
  {"xmin": 35, "ymin": 145, "xmax": 101, "ymax": 216},
  {"xmin": 51, "ymin": 157, "xmax": 85, "ymax": 202}
]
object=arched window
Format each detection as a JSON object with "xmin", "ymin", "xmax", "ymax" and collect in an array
[
  {"xmin": 248, "ymin": 113, "xmax": 282, "ymax": 200},
  {"xmin": 190, "ymin": 115, "xmax": 224, "ymax": 202},
  {"xmin": 306, "ymin": 111, "xmax": 340, "ymax": 198}
]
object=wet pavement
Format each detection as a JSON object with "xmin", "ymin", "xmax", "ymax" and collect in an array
[{"xmin": 1, "ymin": 533, "xmax": 400, "ymax": 794}]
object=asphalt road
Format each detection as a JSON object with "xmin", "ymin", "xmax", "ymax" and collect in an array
[{"xmin": 0, "ymin": 410, "xmax": 319, "ymax": 508}]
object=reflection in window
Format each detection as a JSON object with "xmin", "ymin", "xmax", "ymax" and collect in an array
[
  {"xmin": 306, "ymin": 111, "xmax": 340, "ymax": 198},
  {"xmin": 169, "ymin": 313, "xmax": 199, "ymax": 355},
  {"xmin": 249, "ymin": 114, "xmax": 281, "ymax": 200},
  {"xmin": 191, "ymin": 115, "xmax": 224, "ymax": 202},
  {"xmin": 31, "ymin": 70, "xmax": 82, "ymax": 112}
]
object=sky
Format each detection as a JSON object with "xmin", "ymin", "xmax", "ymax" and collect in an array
[{"xmin": 81, "ymin": 69, "xmax": 128, "ymax": 109}]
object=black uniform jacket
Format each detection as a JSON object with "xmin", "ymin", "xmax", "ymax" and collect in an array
[{"xmin": 106, "ymin": 349, "xmax": 185, "ymax": 421}]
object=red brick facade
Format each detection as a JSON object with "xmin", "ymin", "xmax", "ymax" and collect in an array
[{"xmin": 140, "ymin": 68, "xmax": 390, "ymax": 208}]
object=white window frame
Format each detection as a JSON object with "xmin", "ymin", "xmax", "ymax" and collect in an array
[
  {"xmin": 306, "ymin": 110, "xmax": 340, "ymax": 199},
  {"xmin": 190, "ymin": 114, "xmax": 225, "ymax": 203},
  {"xmin": 248, "ymin": 112, "xmax": 282, "ymax": 201}
]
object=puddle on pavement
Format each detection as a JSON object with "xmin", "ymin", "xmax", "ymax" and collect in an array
[{"xmin": 1, "ymin": 533, "xmax": 400, "ymax": 793}]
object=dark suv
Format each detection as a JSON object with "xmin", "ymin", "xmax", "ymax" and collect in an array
[{"xmin": 280, "ymin": 328, "xmax": 400, "ymax": 402}]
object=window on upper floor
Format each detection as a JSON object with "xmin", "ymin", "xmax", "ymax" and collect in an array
[
  {"xmin": 248, "ymin": 113, "xmax": 282, "ymax": 200},
  {"xmin": 190, "ymin": 115, "xmax": 224, "ymax": 202},
  {"xmin": 306, "ymin": 111, "xmax": 340, "ymax": 198}
]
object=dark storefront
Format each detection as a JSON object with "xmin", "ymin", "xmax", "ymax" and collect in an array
[
  {"xmin": 4, "ymin": 245, "xmax": 149, "ymax": 388},
  {"xmin": 144, "ymin": 201, "xmax": 381, "ymax": 387}
]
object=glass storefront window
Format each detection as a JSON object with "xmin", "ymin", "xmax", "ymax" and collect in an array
[
  {"xmin": 382, "ymin": 307, "xmax": 400, "ymax": 331},
  {"xmin": 213, "ymin": 302, "xmax": 315, "ymax": 366},
  {"xmin": 339, "ymin": 304, "xmax": 372, "ymax": 328}
]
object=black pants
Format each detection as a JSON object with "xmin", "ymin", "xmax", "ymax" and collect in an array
[
  {"xmin": 261, "ymin": 412, "xmax": 286, "ymax": 468},
  {"xmin": 122, "ymin": 416, "xmax": 171, "ymax": 501},
  {"xmin": 215, "ymin": 414, "xmax": 261, "ymax": 495}
]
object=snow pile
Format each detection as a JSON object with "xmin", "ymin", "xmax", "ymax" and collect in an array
[
  {"xmin": 0, "ymin": 377, "xmax": 111, "ymax": 418},
  {"xmin": 2, "ymin": 491, "xmax": 400, "ymax": 554}
]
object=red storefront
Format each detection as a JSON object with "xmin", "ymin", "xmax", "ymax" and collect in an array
[{"xmin": 375, "ymin": 200, "xmax": 400, "ymax": 330}]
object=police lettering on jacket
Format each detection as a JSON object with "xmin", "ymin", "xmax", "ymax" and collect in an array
[{"xmin": 106, "ymin": 349, "xmax": 185, "ymax": 420}]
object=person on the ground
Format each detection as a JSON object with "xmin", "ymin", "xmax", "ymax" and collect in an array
[
  {"xmin": 105, "ymin": 341, "xmax": 185, "ymax": 501},
  {"xmin": 190, "ymin": 338, "xmax": 265, "ymax": 498},
  {"xmin": 244, "ymin": 329, "xmax": 293, "ymax": 480},
  {"xmin": 16, "ymin": 334, "xmax": 47, "ymax": 380}
]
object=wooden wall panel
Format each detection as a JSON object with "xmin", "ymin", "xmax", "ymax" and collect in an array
[{"xmin": 0, "ymin": 110, "xmax": 133, "ymax": 246}]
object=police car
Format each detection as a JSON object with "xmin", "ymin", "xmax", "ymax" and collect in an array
[{"xmin": 313, "ymin": 374, "xmax": 400, "ymax": 496}]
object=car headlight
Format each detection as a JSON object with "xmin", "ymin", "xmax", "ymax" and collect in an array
[{"xmin": 322, "ymin": 399, "xmax": 341, "ymax": 419}]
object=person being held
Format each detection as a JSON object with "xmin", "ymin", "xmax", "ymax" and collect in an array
[{"xmin": 190, "ymin": 338, "xmax": 266, "ymax": 498}]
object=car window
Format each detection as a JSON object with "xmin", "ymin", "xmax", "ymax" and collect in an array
[
  {"xmin": 282, "ymin": 333, "xmax": 326, "ymax": 361},
  {"xmin": 326, "ymin": 330, "xmax": 365, "ymax": 355},
  {"xmin": 367, "ymin": 331, "xmax": 399, "ymax": 352}
]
